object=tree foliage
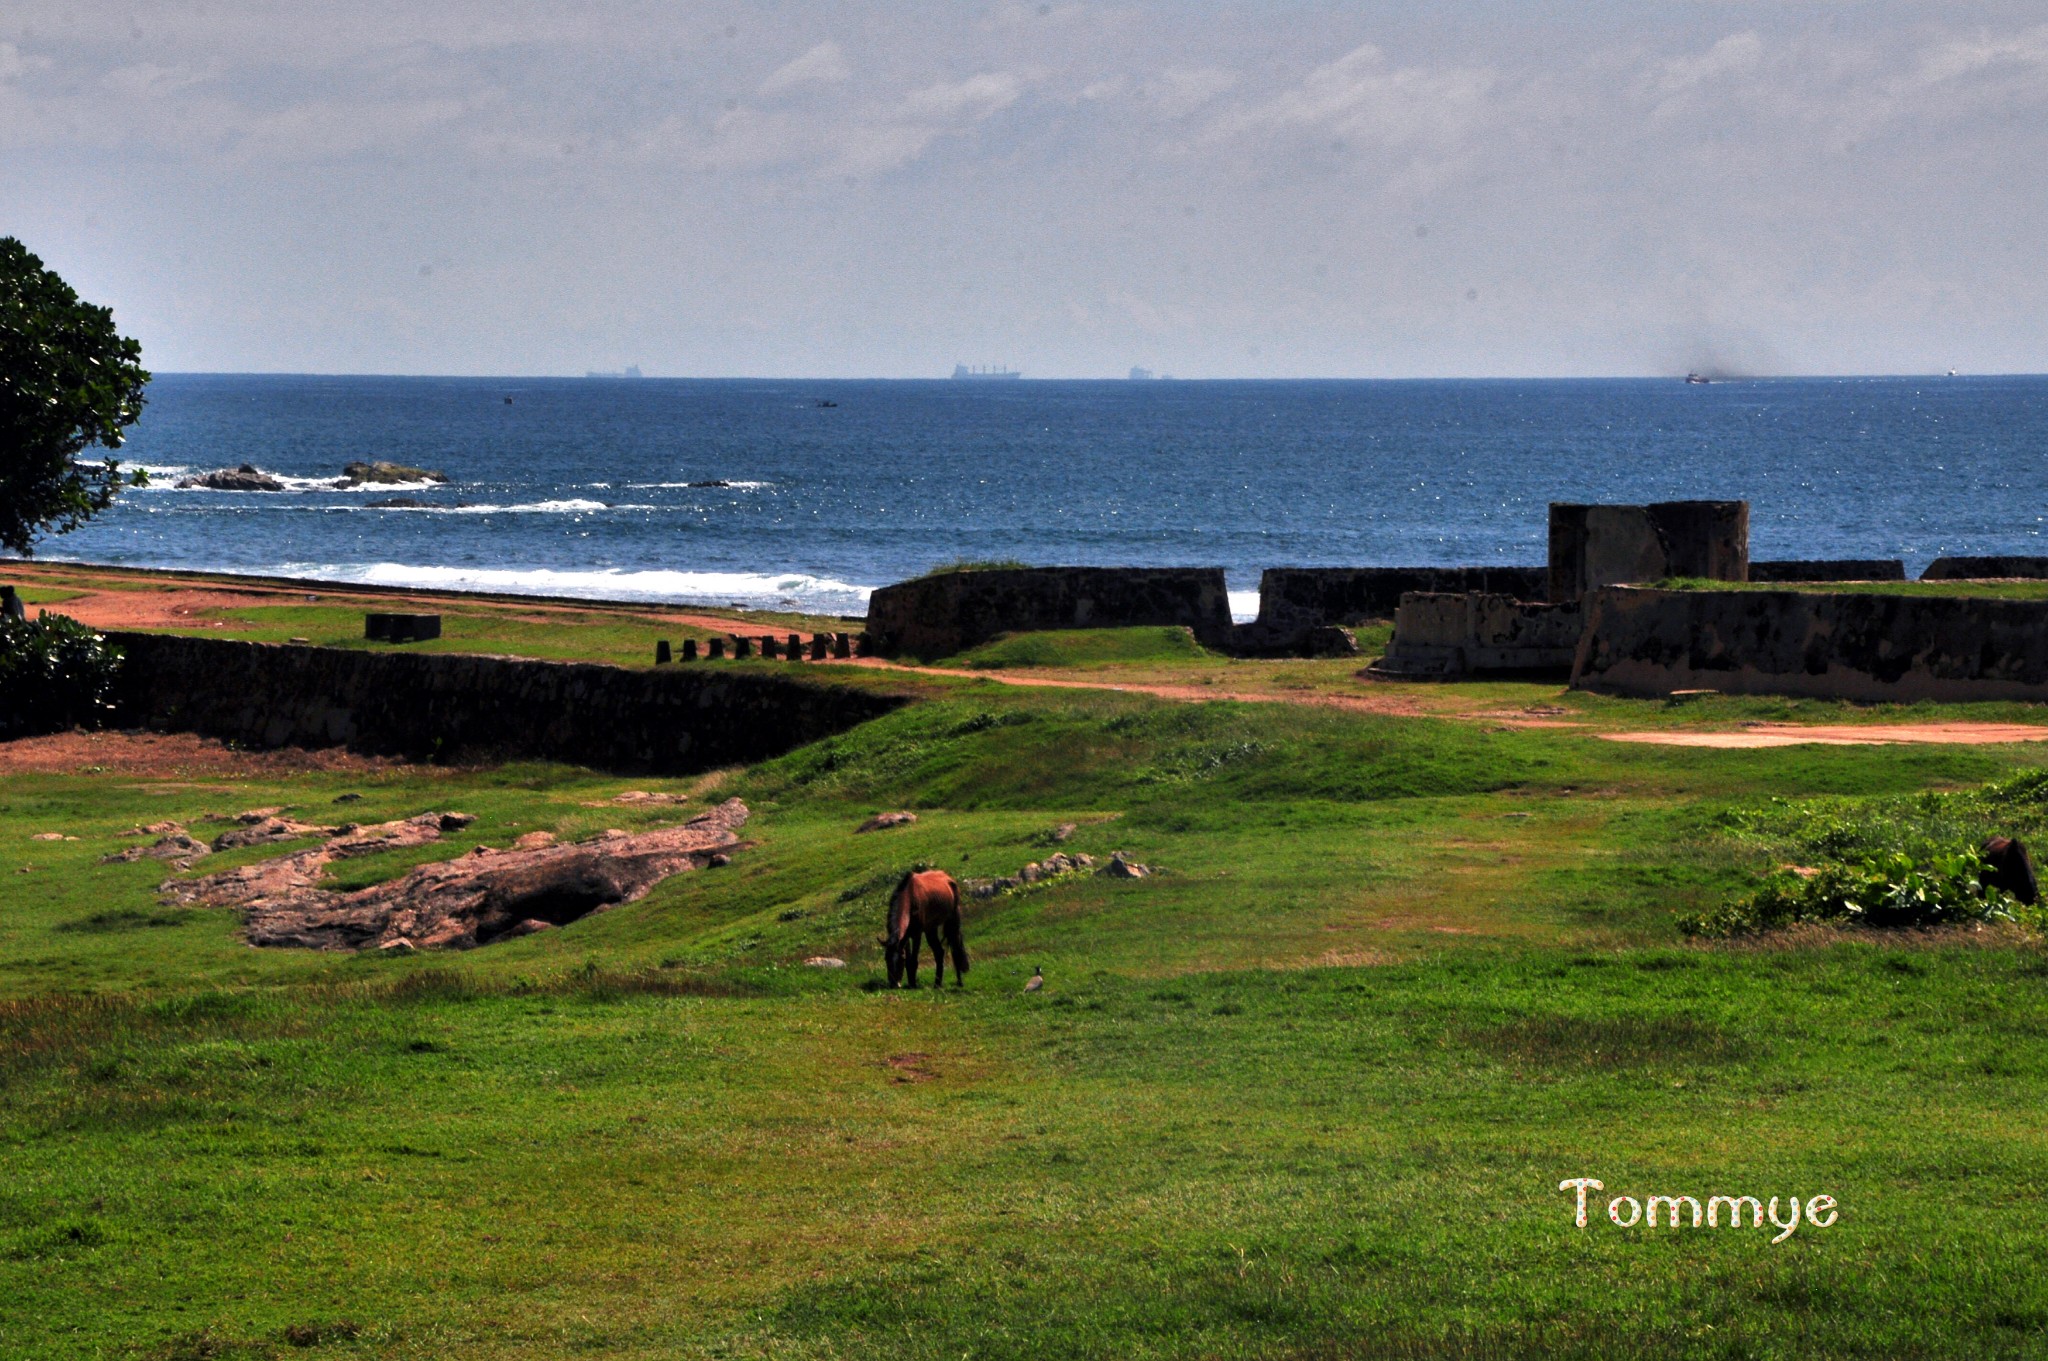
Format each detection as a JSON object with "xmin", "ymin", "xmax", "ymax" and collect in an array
[
  {"xmin": 0, "ymin": 614, "xmax": 127, "ymax": 739},
  {"xmin": 0, "ymin": 237, "xmax": 151, "ymax": 555}
]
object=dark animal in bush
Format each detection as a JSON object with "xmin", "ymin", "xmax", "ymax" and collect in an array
[
  {"xmin": 883, "ymin": 869, "xmax": 969, "ymax": 988},
  {"xmin": 1980, "ymin": 836, "xmax": 2039, "ymax": 905}
]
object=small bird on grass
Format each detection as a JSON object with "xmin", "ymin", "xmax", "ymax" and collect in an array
[{"xmin": 1024, "ymin": 966, "xmax": 1043, "ymax": 993}]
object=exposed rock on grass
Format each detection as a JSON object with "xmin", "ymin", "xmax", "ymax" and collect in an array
[
  {"xmin": 166, "ymin": 800, "xmax": 748, "ymax": 951},
  {"xmin": 102, "ymin": 828, "xmax": 210, "ymax": 867},
  {"xmin": 856, "ymin": 811, "xmax": 918, "ymax": 833}
]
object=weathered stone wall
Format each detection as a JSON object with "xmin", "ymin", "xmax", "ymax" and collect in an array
[
  {"xmin": 1750, "ymin": 559, "xmax": 1907, "ymax": 583},
  {"xmin": 864, "ymin": 567, "xmax": 1234, "ymax": 658},
  {"xmin": 1549, "ymin": 501, "xmax": 1748, "ymax": 601},
  {"xmin": 1374, "ymin": 592, "xmax": 1583, "ymax": 678},
  {"xmin": 1254, "ymin": 565, "xmax": 1549, "ymax": 623},
  {"xmin": 1570, "ymin": 587, "xmax": 2048, "ymax": 701},
  {"xmin": 107, "ymin": 632, "xmax": 907, "ymax": 773},
  {"xmin": 1921, "ymin": 556, "xmax": 2048, "ymax": 581}
]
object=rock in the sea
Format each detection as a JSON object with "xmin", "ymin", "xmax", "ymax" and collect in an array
[
  {"xmin": 168, "ymin": 800, "xmax": 749, "ymax": 951},
  {"xmin": 337, "ymin": 460, "xmax": 451, "ymax": 487},
  {"xmin": 366, "ymin": 496, "xmax": 431, "ymax": 508},
  {"xmin": 855, "ymin": 811, "xmax": 918, "ymax": 833},
  {"xmin": 176, "ymin": 463, "xmax": 285, "ymax": 492}
]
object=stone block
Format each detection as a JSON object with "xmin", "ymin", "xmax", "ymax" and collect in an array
[{"xmin": 1548, "ymin": 501, "xmax": 1748, "ymax": 601}]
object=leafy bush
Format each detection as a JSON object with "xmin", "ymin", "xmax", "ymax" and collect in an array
[
  {"xmin": 1687, "ymin": 771, "xmax": 2048, "ymax": 936},
  {"xmin": 0, "ymin": 613, "xmax": 125, "ymax": 738},
  {"xmin": 1683, "ymin": 846, "xmax": 2027, "ymax": 937}
]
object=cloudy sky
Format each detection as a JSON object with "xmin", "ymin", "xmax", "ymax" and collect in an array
[{"xmin": 5, "ymin": 2, "xmax": 2045, "ymax": 377}]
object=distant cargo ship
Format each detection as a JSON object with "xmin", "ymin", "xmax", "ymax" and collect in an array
[{"xmin": 952, "ymin": 364, "xmax": 1021, "ymax": 381}]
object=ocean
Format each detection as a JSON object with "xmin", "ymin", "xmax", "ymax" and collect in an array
[{"xmin": 40, "ymin": 373, "xmax": 2048, "ymax": 620}]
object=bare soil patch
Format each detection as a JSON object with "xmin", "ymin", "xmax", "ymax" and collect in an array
[
  {"xmin": 1603, "ymin": 722, "xmax": 2048, "ymax": 749},
  {"xmin": 844, "ymin": 658, "xmax": 1427, "ymax": 716},
  {"xmin": 0, "ymin": 730, "xmax": 400, "ymax": 777}
]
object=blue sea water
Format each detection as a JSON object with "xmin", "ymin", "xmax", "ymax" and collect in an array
[{"xmin": 39, "ymin": 373, "xmax": 2048, "ymax": 620}]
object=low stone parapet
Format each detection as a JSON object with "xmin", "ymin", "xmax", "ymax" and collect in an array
[
  {"xmin": 1371, "ymin": 592, "xmax": 1584, "ymax": 678},
  {"xmin": 1571, "ymin": 586, "xmax": 2048, "ymax": 701},
  {"xmin": 864, "ymin": 566, "xmax": 1233, "ymax": 658},
  {"xmin": 1921, "ymin": 556, "xmax": 2048, "ymax": 581},
  {"xmin": 1750, "ymin": 560, "xmax": 1906, "ymax": 583},
  {"xmin": 106, "ymin": 632, "xmax": 906, "ymax": 773}
]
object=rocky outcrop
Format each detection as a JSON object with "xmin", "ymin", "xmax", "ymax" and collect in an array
[
  {"xmin": 338, "ymin": 460, "xmax": 450, "ymax": 487},
  {"xmin": 855, "ymin": 811, "xmax": 917, "ymax": 833},
  {"xmin": 176, "ymin": 464, "xmax": 285, "ymax": 492},
  {"xmin": 1572, "ymin": 586, "xmax": 2048, "ymax": 701},
  {"xmin": 107, "ymin": 632, "xmax": 907, "ymax": 774},
  {"xmin": 168, "ymin": 801, "xmax": 747, "ymax": 951},
  {"xmin": 865, "ymin": 566, "xmax": 1234, "ymax": 658}
]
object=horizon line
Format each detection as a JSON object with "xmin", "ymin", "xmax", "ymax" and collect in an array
[{"xmin": 143, "ymin": 370, "xmax": 2039, "ymax": 383}]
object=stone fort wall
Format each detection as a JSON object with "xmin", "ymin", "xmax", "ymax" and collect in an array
[
  {"xmin": 1570, "ymin": 587, "xmax": 2048, "ymax": 702},
  {"xmin": 107, "ymin": 632, "xmax": 907, "ymax": 774},
  {"xmin": 864, "ymin": 567, "xmax": 1235, "ymax": 659}
]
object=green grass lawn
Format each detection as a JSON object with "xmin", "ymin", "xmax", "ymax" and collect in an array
[{"xmin": 6, "ymin": 600, "xmax": 2048, "ymax": 1357}]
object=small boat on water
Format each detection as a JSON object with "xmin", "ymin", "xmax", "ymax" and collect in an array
[{"xmin": 1685, "ymin": 372, "xmax": 1710, "ymax": 385}]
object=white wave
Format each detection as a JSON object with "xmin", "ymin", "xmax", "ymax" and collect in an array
[
  {"xmin": 362, "ymin": 498, "xmax": 633, "ymax": 514},
  {"xmin": 1229, "ymin": 590, "xmax": 1260, "ymax": 623},
  {"xmin": 624, "ymin": 479, "xmax": 771, "ymax": 490},
  {"xmin": 138, "ymin": 469, "xmax": 450, "ymax": 493},
  {"xmin": 275, "ymin": 562, "xmax": 877, "ymax": 609}
]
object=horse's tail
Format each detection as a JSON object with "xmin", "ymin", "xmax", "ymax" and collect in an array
[{"xmin": 945, "ymin": 877, "xmax": 969, "ymax": 975}]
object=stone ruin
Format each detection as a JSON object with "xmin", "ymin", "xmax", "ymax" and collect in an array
[{"xmin": 1373, "ymin": 501, "xmax": 1751, "ymax": 679}]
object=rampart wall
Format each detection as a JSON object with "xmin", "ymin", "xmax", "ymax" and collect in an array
[
  {"xmin": 106, "ymin": 632, "xmax": 906, "ymax": 773},
  {"xmin": 1570, "ymin": 587, "xmax": 2048, "ymax": 701}
]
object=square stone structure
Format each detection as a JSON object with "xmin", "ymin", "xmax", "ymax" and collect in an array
[
  {"xmin": 1373, "ymin": 592, "xmax": 1584, "ymax": 678},
  {"xmin": 1548, "ymin": 501, "xmax": 1748, "ymax": 601}
]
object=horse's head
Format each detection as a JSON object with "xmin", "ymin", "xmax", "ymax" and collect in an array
[{"xmin": 883, "ymin": 872, "xmax": 914, "ymax": 986}]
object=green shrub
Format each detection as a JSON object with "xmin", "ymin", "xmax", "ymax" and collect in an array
[
  {"xmin": 0, "ymin": 612, "xmax": 124, "ymax": 738},
  {"xmin": 1682, "ymin": 845, "xmax": 2027, "ymax": 937}
]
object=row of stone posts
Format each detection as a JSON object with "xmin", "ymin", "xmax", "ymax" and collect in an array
[{"xmin": 653, "ymin": 631, "xmax": 872, "ymax": 665}]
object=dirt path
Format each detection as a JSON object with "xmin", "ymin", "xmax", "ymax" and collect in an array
[
  {"xmin": 0, "ymin": 730, "xmax": 399, "ymax": 776},
  {"xmin": 837, "ymin": 658, "xmax": 1428, "ymax": 716},
  {"xmin": 1603, "ymin": 723, "xmax": 2048, "ymax": 748},
  {"xmin": 4, "ymin": 571, "xmax": 789, "ymax": 638}
]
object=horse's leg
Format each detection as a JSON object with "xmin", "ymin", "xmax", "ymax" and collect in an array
[
  {"xmin": 946, "ymin": 915, "xmax": 969, "ymax": 986},
  {"xmin": 927, "ymin": 922, "xmax": 945, "ymax": 988},
  {"xmin": 905, "ymin": 923, "xmax": 921, "ymax": 988}
]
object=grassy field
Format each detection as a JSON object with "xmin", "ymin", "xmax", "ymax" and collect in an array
[{"xmin": 5, "ymin": 587, "xmax": 2048, "ymax": 1358}]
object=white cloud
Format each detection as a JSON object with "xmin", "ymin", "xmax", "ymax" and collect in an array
[
  {"xmin": 898, "ymin": 71, "xmax": 1026, "ymax": 121},
  {"xmin": 1149, "ymin": 67, "xmax": 1239, "ymax": 118},
  {"xmin": 1915, "ymin": 23, "xmax": 2048, "ymax": 86},
  {"xmin": 0, "ymin": 41, "xmax": 52, "ymax": 83},
  {"xmin": 759, "ymin": 41, "xmax": 851, "ymax": 96},
  {"xmin": 1210, "ymin": 44, "xmax": 1496, "ymax": 152},
  {"xmin": 1641, "ymin": 30, "xmax": 1764, "ymax": 100},
  {"xmin": 101, "ymin": 63, "xmax": 212, "ymax": 99}
]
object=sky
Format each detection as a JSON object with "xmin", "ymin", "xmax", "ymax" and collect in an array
[{"xmin": 3, "ymin": 1, "xmax": 2045, "ymax": 378}]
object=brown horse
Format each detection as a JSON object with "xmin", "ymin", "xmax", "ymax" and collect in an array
[{"xmin": 884, "ymin": 869, "xmax": 969, "ymax": 988}]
